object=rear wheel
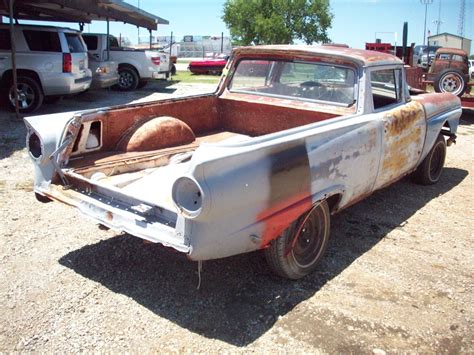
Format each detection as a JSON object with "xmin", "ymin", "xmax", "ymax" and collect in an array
[
  {"xmin": 115, "ymin": 67, "xmax": 139, "ymax": 91},
  {"xmin": 412, "ymin": 134, "xmax": 446, "ymax": 185},
  {"xmin": 7, "ymin": 76, "xmax": 43, "ymax": 113},
  {"xmin": 264, "ymin": 200, "xmax": 330, "ymax": 279},
  {"xmin": 434, "ymin": 68, "xmax": 467, "ymax": 97}
]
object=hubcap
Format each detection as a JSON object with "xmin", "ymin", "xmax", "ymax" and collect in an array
[
  {"xmin": 119, "ymin": 71, "xmax": 134, "ymax": 89},
  {"xmin": 441, "ymin": 74, "xmax": 463, "ymax": 96},
  {"xmin": 291, "ymin": 212, "xmax": 325, "ymax": 268},
  {"xmin": 9, "ymin": 83, "xmax": 35, "ymax": 109}
]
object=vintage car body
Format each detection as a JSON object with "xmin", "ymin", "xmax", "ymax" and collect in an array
[
  {"xmin": 188, "ymin": 55, "xmax": 229, "ymax": 75},
  {"xmin": 423, "ymin": 47, "xmax": 471, "ymax": 97},
  {"xmin": 25, "ymin": 45, "xmax": 462, "ymax": 279}
]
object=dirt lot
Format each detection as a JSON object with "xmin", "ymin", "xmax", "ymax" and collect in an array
[{"xmin": 0, "ymin": 82, "xmax": 473, "ymax": 352}]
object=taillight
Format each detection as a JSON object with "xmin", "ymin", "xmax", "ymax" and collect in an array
[
  {"xmin": 151, "ymin": 57, "xmax": 160, "ymax": 66},
  {"xmin": 63, "ymin": 53, "xmax": 72, "ymax": 73}
]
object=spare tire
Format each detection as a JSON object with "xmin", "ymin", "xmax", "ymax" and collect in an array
[
  {"xmin": 116, "ymin": 116, "xmax": 195, "ymax": 152},
  {"xmin": 434, "ymin": 68, "xmax": 467, "ymax": 97}
]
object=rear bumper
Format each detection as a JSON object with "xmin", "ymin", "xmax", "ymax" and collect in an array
[
  {"xmin": 38, "ymin": 184, "xmax": 190, "ymax": 253},
  {"xmin": 152, "ymin": 71, "xmax": 169, "ymax": 80},
  {"xmin": 90, "ymin": 73, "xmax": 119, "ymax": 89},
  {"xmin": 43, "ymin": 70, "xmax": 92, "ymax": 95}
]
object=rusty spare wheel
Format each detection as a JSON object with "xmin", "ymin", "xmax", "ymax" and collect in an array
[{"xmin": 434, "ymin": 68, "xmax": 467, "ymax": 97}]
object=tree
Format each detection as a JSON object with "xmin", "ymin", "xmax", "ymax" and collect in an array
[{"xmin": 222, "ymin": 0, "xmax": 333, "ymax": 46}]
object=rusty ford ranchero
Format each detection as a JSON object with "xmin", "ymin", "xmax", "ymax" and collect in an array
[{"xmin": 24, "ymin": 45, "xmax": 461, "ymax": 279}]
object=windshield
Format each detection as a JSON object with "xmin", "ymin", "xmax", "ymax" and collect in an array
[{"xmin": 229, "ymin": 59, "xmax": 356, "ymax": 106}]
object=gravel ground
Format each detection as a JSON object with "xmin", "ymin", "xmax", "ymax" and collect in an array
[{"xmin": 0, "ymin": 82, "xmax": 473, "ymax": 352}]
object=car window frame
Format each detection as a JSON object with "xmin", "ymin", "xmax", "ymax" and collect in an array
[{"xmin": 227, "ymin": 57, "xmax": 358, "ymax": 108}]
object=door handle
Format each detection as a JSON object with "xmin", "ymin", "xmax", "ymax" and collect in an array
[{"xmin": 0, "ymin": 57, "xmax": 7, "ymax": 60}]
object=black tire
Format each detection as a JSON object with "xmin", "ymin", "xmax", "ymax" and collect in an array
[
  {"xmin": 137, "ymin": 80, "xmax": 148, "ymax": 89},
  {"xmin": 7, "ymin": 76, "xmax": 43, "ymax": 113},
  {"xmin": 413, "ymin": 134, "xmax": 446, "ymax": 185},
  {"xmin": 171, "ymin": 64, "xmax": 177, "ymax": 76},
  {"xmin": 115, "ymin": 66, "xmax": 139, "ymax": 91},
  {"xmin": 264, "ymin": 200, "xmax": 331, "ymax": 279},
  {"xmin": 434, "ymin": 68, "xmax": 467, "ymax": 97}
]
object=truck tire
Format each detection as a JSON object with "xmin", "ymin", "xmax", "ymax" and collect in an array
[
  {"xmin": 264, "ymin": 200, "xmax": 330, "ymax": 279},
  {"xmin": 116, "ymin": 66, "xmax": 139, "ymax": 91},
  {"xmin": 412, "ymin": 134, "xmax": 446, "ymax": 185},
  {"xmin": 434, "ymin": 68, "xmax": 467, "ymax": 97},
  {"xmin": 7, "ymin": 76, "xmax": 43, "ymax": 113}
]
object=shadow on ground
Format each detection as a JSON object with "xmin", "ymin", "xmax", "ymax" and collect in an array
[{"xmin": 58, "ymin": 167, "xmax": 468, "ymax": 346}]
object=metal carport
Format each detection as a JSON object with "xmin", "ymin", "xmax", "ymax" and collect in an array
[{"xmin": 0, "ymin": 0, "xmax": 169, "ymax": 116}]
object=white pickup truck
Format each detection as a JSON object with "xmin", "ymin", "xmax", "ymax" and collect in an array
[{"xmin": 82, "ymin": 33, "xmax": 170, "ymax": 91}]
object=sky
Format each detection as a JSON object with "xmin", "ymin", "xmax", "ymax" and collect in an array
[{"xmin": 4, "ymin": 0, "xmax": 474, "ymax": 54}]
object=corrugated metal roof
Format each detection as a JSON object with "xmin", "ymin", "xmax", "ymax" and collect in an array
[{"xmin": 0, "ymin": 0, "xmax": 168, "ymax": 30}]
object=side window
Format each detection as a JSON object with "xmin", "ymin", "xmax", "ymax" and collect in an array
[
  {"xmin": 0, "ymin": 29, "xmax": 11, "ymax": 50},
  {"xmin": 438, "ymin": 53, "xmax": 451, "ymax": 60},
  {"xmin": 83, "ymin": 36, "xmax": 97, "ymax": 50},
  {"xmin": 109, "ymin": 36, "xmax": 119, "ymax": 48},
  {"xmin": 370, "ymin": 68, "xmax": 403, "ymax": 110},
  {"xmin": 451, "ymin": 55, "xmax": 464, "ymax": 62},
  {"xmin": 23, "ymin": 30, "xmax": 61, "ymax": 52}
]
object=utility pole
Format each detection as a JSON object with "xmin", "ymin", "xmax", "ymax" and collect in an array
[
  {"xmin": 421, "ymin": 0, "xmax": 433, "ymax": 45},
  {"xmin": 137, "ymin": 0, "xmax": 140, "ymax": 44},
  {"xmin": 433, "ymin": 0, "xmax": 443, "ymax": 34},
  {"xmin": 457, "ymin": 0, "xmax": 465, "ymax": 37}
]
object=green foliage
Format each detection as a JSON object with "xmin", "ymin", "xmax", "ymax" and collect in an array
[{"xmin": 222, "ymin": 0, "xmax": 333, "ymax": 46}]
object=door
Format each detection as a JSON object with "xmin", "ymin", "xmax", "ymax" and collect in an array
[
  {"xmin": 370, "ymin": 67, "xmax": 426, "ymax": 190},
  {"xmin": 0, "ymin": 29, "xmax": 12, "ymax": 73}
]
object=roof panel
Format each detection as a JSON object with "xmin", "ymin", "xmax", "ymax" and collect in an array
[{"xmin": 0, "ymin": 0, "xmax": 168, "ymax": 30}]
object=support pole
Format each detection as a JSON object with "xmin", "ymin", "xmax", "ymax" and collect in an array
[
  {"xmin": 170, "ymin": 31, "xmax": 173, "ymax": 57},
  {"xmin": 106, "ymin": 17, "xmax": 110, "ymax": 61},
  {"xmin": 8, "ymin": 0, "xmax": 19, "ymax": 118},
  {"xmin": 149, "ymin": 29, "xmax": 152, "ymax": 49},
  {"xmin": 221, "ymin": 31, "xmax": 223, "ymax": 53}
]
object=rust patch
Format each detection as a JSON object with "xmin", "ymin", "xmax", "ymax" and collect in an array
[
  {"xmin": 384, "ymin": 101, "xmax": 424, "ymax": 136},
  {"xmin": 105, "ymin": 211, "xmax": 113, "ymax": 222},
  {"xmin": 218, "ymin": 94, "xmax": 340, "ymax": 136}
]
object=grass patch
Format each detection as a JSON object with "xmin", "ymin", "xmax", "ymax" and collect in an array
[{"xmin": 172, "ymin": 71, "xmax": 221, "ymax": 84}]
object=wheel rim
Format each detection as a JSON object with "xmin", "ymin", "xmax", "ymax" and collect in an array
[
  {"xmin": 429, "ymin": 142, "xmax": 444, "ymax": 181},
  {"xmin": 9, "ymin": 83, "xmax": 35, "ymax": 109},
  {"xmin": 440, "ymin": 73, "xmax": 463, "ymax": 96},
  {"xmin": 119, "ymin": 71, "xmax": 134, "ymax": 89},
  {"xmin": 291, "ymin": 212, "xmax": 325, "ymax": 268}
]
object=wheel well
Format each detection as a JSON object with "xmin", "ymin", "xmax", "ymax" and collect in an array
[
  {"xmin": 1, "ymin": 69, "xmax": 43, "ymax": 92},
  {"xmin": 118, "ymin": 64, "xmax": 139, "ymax": 79},
  {"xmin": 326, "ymin": 193, "xmax": 342, "ymax": 213}
]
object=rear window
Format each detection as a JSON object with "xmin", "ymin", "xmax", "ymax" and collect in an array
[
  {"xmin": 65, "ymin": 33, "xmax": 85, "ymax": 53},
  {"xmin": 229, "ymin": 59, "xmax": 356, "ymax": 106},
  {"xmin": 23, "ymin": 30, "xmax": 61, "ymax": 52},
  {"xmin": 83, "ymin": 35, "xmax": 97, "ymax": 50},
  {"xmin": 0, "ymin": 29, "xmax": 11, "ymax": 50}
]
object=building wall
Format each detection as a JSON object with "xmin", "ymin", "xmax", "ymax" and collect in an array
[{"xmin": 428, "ymin": 33, "xmax": 472, "ymax": 54}]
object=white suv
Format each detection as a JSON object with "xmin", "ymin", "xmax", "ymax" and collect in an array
[{"xmin": 0, "ymin": 24, "xmax": 92, "ymax": 113}]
